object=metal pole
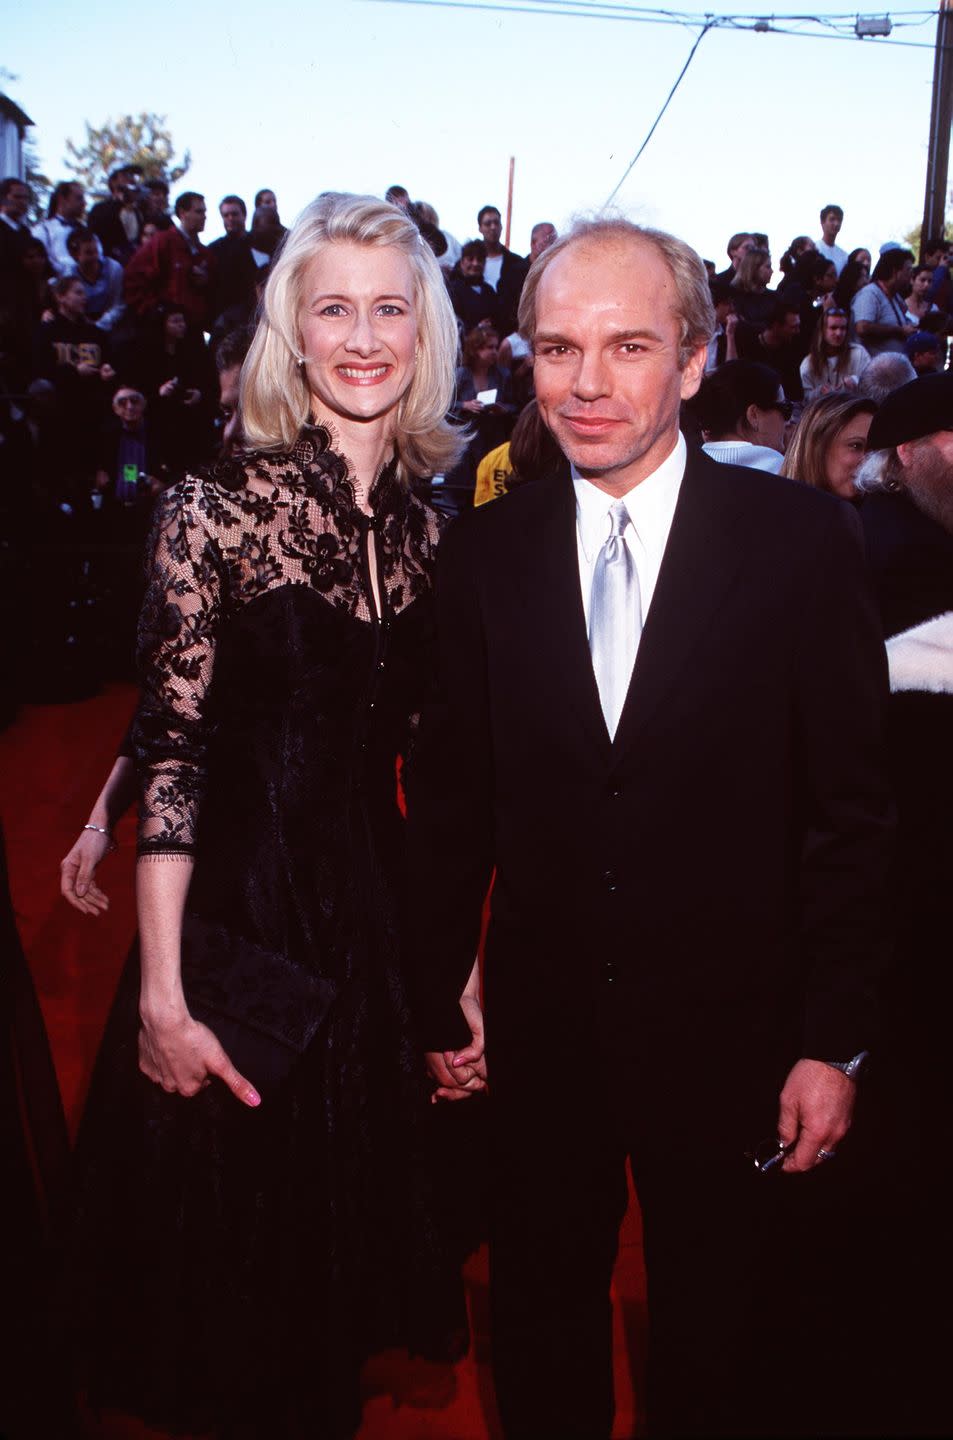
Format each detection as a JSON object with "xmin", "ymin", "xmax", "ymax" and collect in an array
[
  {"xmin": 921, "ymin": 0, "xmax": 953, "ymax": 254},
  {"xmin": 505, "ymin": 156, "xmax": 515, "ymax": 250}
]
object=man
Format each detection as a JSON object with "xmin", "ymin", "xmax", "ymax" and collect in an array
[
  {"xmin": 88, "ymin": 166, "xmax": 143, "ymax": 264},
  {"xmin": 408, "ymin": 218, "xmax": 892, "ymax": 1438},
  {"xmin": 816, "ymin": 203, "xmax": 848, "ymax": 275},
  {"xmin": 713, "ymin": 229, "xmax": 753, "ymax": 284},
  {"xmin": 33, "ymin": 181, "xmax": 88, "ymax": 276},
  {"xmin": 852, "ymin": 247, "xmax": 915, "ymax": 357},
  {"xmin": 65, "ymin": 226, "xmax": 125, "ymax": 331},
  {"xmin": 141, "ymin": 178, "xmax": 172, "ymax": 230},
  {"xmin": 527, "ymin": 220, "xmax": 557, "ymax": 264},
  {"xmin": 476, "ymin": 204, "xmax": 528, "ymax": 335},
  {"xmin": 857, "ymin": 369, "xmax": 953, "ymax": 637},
  {"xmin": 735, "ymin": 295, "xmax": 803, "ymax": 400},
  {"xmin": 0, "ymin": 177, "xmax": 32, "ymax": 300},
  {"xmin": 123, "ymin": 190, "xmax": 213, "ymax": 328},
  {"xmin": 218, "ymin": 194, "xmax": 247, "ymax": 235},
  {"xmin": 858, "ymin": 350, "xmax": 917, "ymax": 403}
]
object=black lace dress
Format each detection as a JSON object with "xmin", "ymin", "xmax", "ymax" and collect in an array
[{"xmin": 70, "ymin": 426, "xmax": 468, "ymax": 1439}]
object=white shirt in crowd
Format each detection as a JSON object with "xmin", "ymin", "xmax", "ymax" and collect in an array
[
  {"xmin": 483, "ymin": 252, "xmax": 503, "ymax": 291},
  {"xmin": 701, "ymin": 440, "xmax": 784, "ymax": 474},
  {"xmin": 572, "ymin": 431, "xmax": 686, "ymax": 644},
  {"xmin": 816, "ymin": 239, "xmax": 849, "ymax": 276}
]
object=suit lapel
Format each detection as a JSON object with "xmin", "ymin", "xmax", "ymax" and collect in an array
[
  {"xmin": 612, "ymin": 449, "xmax": 750, "ymax": 756},
  {"xmin": 528, "ymin": 469, "xmax": 613, "ymax": 760}
]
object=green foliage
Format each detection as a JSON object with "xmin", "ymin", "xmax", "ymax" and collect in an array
[
  {"xmin": 903, "ymin": 219, "xmax": 953, "ymax": 258},
  {"xmin": 63, "ymin": 113, "xmax": 191, "ymax": 199}
]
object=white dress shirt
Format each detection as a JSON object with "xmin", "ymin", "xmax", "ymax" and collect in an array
[{"xmin": 572, "ymin": 432, "xmax": 686, "ymax": 646}]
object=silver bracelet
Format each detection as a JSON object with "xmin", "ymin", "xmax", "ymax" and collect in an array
[{"xmin": 84, "ymin": 823, "xmax": 117, "ymax": 849}]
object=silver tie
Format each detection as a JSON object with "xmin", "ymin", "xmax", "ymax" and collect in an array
[{"xmin": 588, "ymin": 499, "xmax": 642, "ymax": 740}]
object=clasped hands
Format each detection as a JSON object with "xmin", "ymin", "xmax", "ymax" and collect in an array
[{"xmin": 425, "ymin": 959, "xmax": 487, "ymax": 1103}]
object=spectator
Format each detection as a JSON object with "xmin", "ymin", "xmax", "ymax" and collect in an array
[
  {"xmin": 858, "ymin": 352, "xmax": 918, "ymax": 404},
  {"xmin": 904, "ymin": 265, "xmax": 940, "ymax": 327},
  {"xmin": 440, "ymin": 325, "xmax": 516, "ymax": 515},
  {"xmin": 384, "ymin": 184, "xmax": 411, "ymax": 212},
  {"xmin": 704, "ymin": 278, "xmax": 738, "ymax": 372},
  {"xmin": 906, "ymin": 330, "xmax": 943, "ymax": 375},
  {"xmin": 88, "ymin": 167, "xmax": 144, "ymax": 265},
  {"xmin": 690, "ymin": 358, "xmax": 788, "ymax": 473},
  {"xmin": 713, "ymin": 231, "xmax": 753, "ymax": 284},
  {"xmin": 816, "ymin": 203, "xmax": 848, "ymax": 275},
  {"xmin": 473, "ymin": 399, "xmax": 561, "ymax": 506},
  {"xmin": 218, "ymin": 195, "xmax": 247, "ymax": 235},
  {"xmin": 528, "ymin": 222, "xmax": 557, "ymax": 264},
  {"xmin": 447, "ymin": 240, "xmax": 499, "ymax": 333},
  {"xmin": 213, "ymin": 324, "xmax": 253, "ymax": 457},
  {"xmin": 729, "ymin": 247, "xmax": 775, "ymax": 328},
  {"xmin": 32, "ymin": 181, "xmax": 89, "ymax": 277},
  {"xmin": 140, "ymin": 178, "xmax": 172, "ymax": 231},
  {"xmin": 736, "ymin": 296, "xmax": 804, "ymax": 401},
  {"xmin": 4, "ymin": 238, "xmax": 55, "ymax": 387},
  {"xmin": 119, "ymin": 304, "xmax": 216, "ymax": 475},
  {"xmin": 31, "ymin": 275, "xmax": 116, "ymax": 499},
  {"xmin": 66, "ymin": 227, "xmax": 125, "ymax": 331},
  {"xmin": 415, "ymin": 200, "xmax": 461, "ymax": 274},
  {"xmin": 123, "ymin": 191, "xmax": 214, "ymax": 329},
  {"xmin": 778, "ymin": 235, "xmax": 815, "ymax": 277},
  {"xmin": 0, "ymin": 177, "xmax": 33, "ymax": 301},
  {"xmin": 252, "ymin": 188, "xmax": 287, "ymax": 243},
  {"xmin": 800, "ymin": 305, "xmax": 870, "ymax": 400},
  {"xmin": 781, "ymin": 392, "xmax": 877, "ymax": 498},
  {"xmin": 852, "ymin": 247, "xmax": 915, "ymax": 357},
  {"xmin": 476, "ymin": 204, "xmax": 528, "ymax": 335},
  {"xmin": 832, "ymin": 252, "xmax": 870, "ymax": 314},
  {"xmin": 94, "ymin": 386, "xmax": 164, "ymax": 506},
  {"xmin": 920, "ymin": 233, "xmax": 951, "ymax": 312}
]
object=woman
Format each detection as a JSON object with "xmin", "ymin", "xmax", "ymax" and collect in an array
[
  {"xmin": 69, "ymin": 193, "xmax": 483, "ymax": 1440},
  {"xmin": 781, "ymin": 392, "xmax": 877, "ymax": 499},
  {"xmin": 778, "ymin": 235, "xmax": 815, "ymax": 277},
  {"xmin": 437, "ymin": 325, "xmax": 516, "ymax": 516},
  {"xmin": 729, "ymin": 247, "xmax": 776, "ymax": 327},
  {"xmin": 833, "ymin": 253, "xmax": 870, "ymax": 314},
  {"xmin": 799, "ymin": 306, "xmax": 870, "ymax": 400},
  {"xmin": 904, "ymin": 265, "xmax": 939, "ymax": 326},
  {"xmin": 690, "ymin": 358, "xmax": 790, "ymax": 473}
]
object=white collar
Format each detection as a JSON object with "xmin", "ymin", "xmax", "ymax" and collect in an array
[{"xmin": 572, "ymin": 432, "xmax": 686, "ymax": 563}]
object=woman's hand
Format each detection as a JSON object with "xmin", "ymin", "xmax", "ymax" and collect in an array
[
  {"xmin": 60, "ymin": 828, "xmax": 115, "ymax": 916},
  {"xmin": 159, "ymin": 378, "xmax": 179, "ymax": 399},
  {"xmin": 427, "ymin": 957, "xmax": 487, "ymax": 1103},
  {"xmin": 462, "ymin": 399, "xmax": 485, "ymax": 414},
  {"xmin": 138, "ymin": 1003, "xmax": 261, "ymax": 1105}
]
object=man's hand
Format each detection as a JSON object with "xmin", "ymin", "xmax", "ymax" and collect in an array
[{"xmin": 777, "ymin": 1058, "xmax": 856, "ymax": 1173}]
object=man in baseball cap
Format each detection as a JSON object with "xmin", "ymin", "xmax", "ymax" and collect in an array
[{"xmin": 856, "ymin": 369, "xmax": 953, "ymax": 636}]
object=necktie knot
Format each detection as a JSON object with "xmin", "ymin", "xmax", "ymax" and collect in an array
[{"xmin": 608, "ymin": 499, "xmax": 630, "ymax": 539}]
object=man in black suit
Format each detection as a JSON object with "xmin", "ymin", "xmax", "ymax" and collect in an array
[{"xmin": 408, "ymin": 219, "xmax": 892, "ymax": 1438}]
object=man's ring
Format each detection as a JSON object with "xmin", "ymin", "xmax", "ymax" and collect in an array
[{"xmin": 817, "ymin": 1148, "xmax": 836, "ymax": 1162}]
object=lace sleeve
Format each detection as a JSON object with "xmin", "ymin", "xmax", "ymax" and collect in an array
[{"xmin": 133, "ymin": 479, "xmax": 225, "ymax": 860}]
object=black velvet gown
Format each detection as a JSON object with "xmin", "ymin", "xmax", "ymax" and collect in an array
[{"xmin": 70, "ymin": 425, "xmax": 468, "ymax": 1438}]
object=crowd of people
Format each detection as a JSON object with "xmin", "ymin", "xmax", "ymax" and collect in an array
[{"xmin": 3, "ymin": 168, "xmax": 953, "ymax": 1440}]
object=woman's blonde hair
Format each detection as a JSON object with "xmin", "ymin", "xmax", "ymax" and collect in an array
[
  {"xmin": 241, "ymin": 192, "xmax": 464, "ymax": 479},
  {"xmin": 731, "ymin": 247, "xmax": 771, "ymax": 294}
]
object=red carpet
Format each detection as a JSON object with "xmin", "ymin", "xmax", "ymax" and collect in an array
[{"xmin": 1, "ymin": 684, "xmax": 646, "ymax": 1439}]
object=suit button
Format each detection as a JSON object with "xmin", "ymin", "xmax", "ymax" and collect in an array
[
  {"xmin": 609, "ymin": 786, "xmax": 622, "ymax": 799},
  {"xmin": 603, "ymin": 869, "xmax": 617, "ymax": 892}
]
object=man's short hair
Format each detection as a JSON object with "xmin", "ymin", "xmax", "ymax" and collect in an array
[
  {"xmin": 220, "ymin": 194, "xmax": 247, "ymax": 217},
  {"xmin": 477, "ymin": 205, "xmax": 500, "ymax": 227},
  {"xmin": 216, "ymin": 324, "xmax": 255, "ymax": 374},
  {"xmin": 0, "ymin": 176, "xmax": 28, "ymax": 203},
  {"xmin": 726, "ymin": 231, "xmax": 751, "ymax": 258},
  {"xmin": 767, "ymin": 297, "xmax": 801, "ymax": 328},
  {"xmin": 175, "ymin": 191, "xmax": 205, "ymax": 217},
  {"xmin": 518, "ymin": 217, "xmax": 715, "ymax": 368},
  {"xmin": 923, "ymin": 236, "xmax": 948, "ymax": 257},
  {"xmin": 820, "ymin": 204, "xmax": 844, "ymax": 224},
  {"xmin": 461, "ymin": 239, "xmax": 487, "ymax": 262},
  {"xmin": 47, "ymin": 180, "xmax": 81, "ymax": 218},
  {"xmin": 871, "ymin": 247, "xmax": 914, "ymax": 284},
  {"xmin": 857, "ymin": 353, "xmax": 917, "ymax": 404},
  {"xmin": 144, "ymin": 178, "xmax": 169, "ymax": 195}
]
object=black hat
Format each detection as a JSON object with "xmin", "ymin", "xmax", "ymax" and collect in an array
[{"xmin": 866, "ymin": 370, "xmax": 953, "ymax": 451}]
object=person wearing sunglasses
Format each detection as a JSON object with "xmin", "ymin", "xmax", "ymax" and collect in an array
[
  {"xmin": 689, "ymin": 358, "xmax": 790, "ymax": 473},
  {"xmin": 801, "ymin": 305, "xmax": 871, "ymax": 401}
]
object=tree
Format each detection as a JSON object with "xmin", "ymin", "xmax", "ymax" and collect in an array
[
  {"xmin": 903, "ymin": 219, "xmax": 953, "ymax": 260},
  {"xmin": 63, "ymin": 113, "xmax": 191, "ymax": 200},
  {"xmin": 23, "ymin": 133, "xmax": 51, "ymax": 225}
]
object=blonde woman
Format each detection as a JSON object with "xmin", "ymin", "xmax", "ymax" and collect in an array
[
  {"xmin": 71, "ymin": 194, "xmax": 483, "ymax": 1439},
  {"xmin": 782, "ymin": 391, "xmax": 878, "ymax": 499}
]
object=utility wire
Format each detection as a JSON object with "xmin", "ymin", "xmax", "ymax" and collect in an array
[{"xmin": 605, "ymin": 19, "xmax": 716, "ymax": 204}]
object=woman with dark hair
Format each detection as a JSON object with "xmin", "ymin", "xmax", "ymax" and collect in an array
[
  {"xmin": 800, "ymin": 306, "xmax": 870, "ymax": 400},
  {"xmin": 68, "ymin": 192, "xmax": 481, "ymax": 1440},
  {"xmin": 779, "ymin": 251, "xmax": 839, "ymax": 350},
  {"xmin": 781, "ymin": 392, "xmax": 877, "ymax": 499},
  {"xmin": 438, "ymin": 325, "xmax": 516, "ymax": 515},
  {"xmin": 778, "ymin": 235, "xmax": 815, "ymax": 277},
  {"xmin": 904, "ymin": 265, "xmax": 940, "ymax": 327},
  {"xmin": 833, "ymin": 254, "xmax": 871, "ymax": 314},
  {"xmin": 690, "ymin": 358, "xmax": 789, "ymax": 473},
  {"xmin": 729, "ymin": 247, "xmax": 776, "ymax": 327}
]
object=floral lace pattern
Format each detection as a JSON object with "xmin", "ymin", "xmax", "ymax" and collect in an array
[{"xmin": 134, "ymin": 425, "xmax": 443, "ymax": 857}]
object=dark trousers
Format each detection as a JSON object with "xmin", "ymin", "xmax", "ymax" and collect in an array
[{"xmin": 488, "ymin": 995, "xmax": 877, "ymax": 1439}]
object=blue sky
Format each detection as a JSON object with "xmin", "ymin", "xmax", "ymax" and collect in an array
[{"xmin": 5, "ymin": 0, "xmax": 943, "ymax": 265}]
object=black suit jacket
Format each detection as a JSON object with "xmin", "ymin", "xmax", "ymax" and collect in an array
[{"xmin": 407, "ymin": 446, "xmax": 892, "ymax": 1074}]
